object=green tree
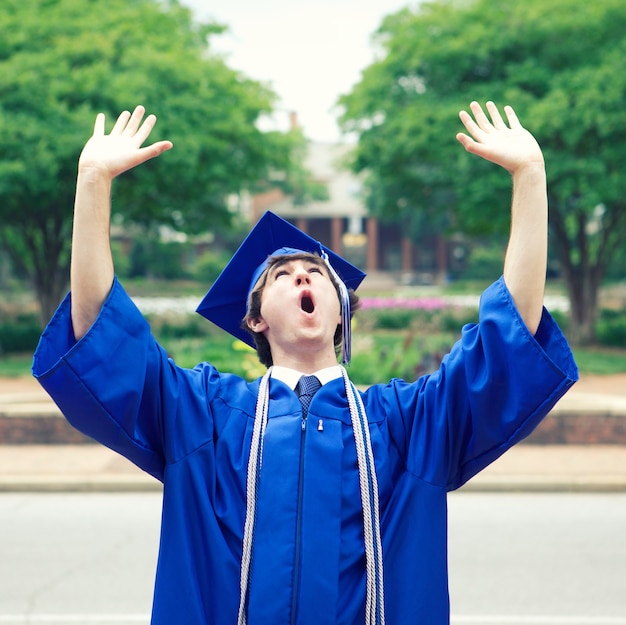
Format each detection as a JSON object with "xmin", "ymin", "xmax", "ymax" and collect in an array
[
  {"xmin": 0, "ymin": 0, "xmax": 292, "ymax": 324},
  {"xmin": 339, "ymin": 0, "xmax": 626, "ymax": 344},
  {"xmin": 269, "ymin": 128, "xmax": 330, "ymax": 206}
]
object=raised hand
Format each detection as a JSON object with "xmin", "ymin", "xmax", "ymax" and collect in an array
[
  {"xmin": 456, "ymin": 101, "xmax": 543, "ymax": 175},
  {"xmin": 78, "ymin": 105, "xmax": 173, "ymax": 179}
]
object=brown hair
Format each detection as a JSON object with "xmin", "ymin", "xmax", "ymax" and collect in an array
[{"xmin": 242, "ymin": 252, "xmax": 361, "ymax": 367}]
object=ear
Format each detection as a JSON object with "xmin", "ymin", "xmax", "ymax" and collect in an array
[{"xmin": 247, "ymin": 315, "xmax": 268, "ymax": 334}]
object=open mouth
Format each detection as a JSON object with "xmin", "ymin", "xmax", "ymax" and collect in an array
[{"xmin": 301, "ymin": 294, "xmax": 315, "ymax": 314}]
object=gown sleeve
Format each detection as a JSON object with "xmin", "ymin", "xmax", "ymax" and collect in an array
[
  {"xmin": 379, "ymin": 276, "xmax": 579, "ymax": 490},
  {"xmin": 32, "ymin": 277, "xmax": 216, "ymax": 482}
]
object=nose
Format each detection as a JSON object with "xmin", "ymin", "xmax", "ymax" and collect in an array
[{"xmin": 294, "ymin": 269, "xmax": 311, "ymax": 286}]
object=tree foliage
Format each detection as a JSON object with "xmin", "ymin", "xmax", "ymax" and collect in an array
[
  {"xmin": 0, "ymin": 0, "xmax": 293, "ymax": 324},
  {"xmin": 339, "ymin": 0, "xmax": 626, "ymax": 343}
]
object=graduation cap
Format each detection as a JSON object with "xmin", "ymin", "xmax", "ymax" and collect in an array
[{"xmin": 196, "ymin": 211, "xmax": 366, "ymax": 364}]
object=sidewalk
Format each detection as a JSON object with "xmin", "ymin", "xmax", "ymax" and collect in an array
[
  {"xmin": 2, "ymin": 443, "xmax": 626, "ymax": 493},
  {"xmin": 1, "ymin": 375, "xmax": 626, "ymax": 492}
]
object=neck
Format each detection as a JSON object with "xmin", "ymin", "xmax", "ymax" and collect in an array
[{"xmin": 271, "ymin": 348, "xmax": 339, "ymax": 375}]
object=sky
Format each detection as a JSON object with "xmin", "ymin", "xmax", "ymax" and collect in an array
[{"xmin": 182, "ymin": 0, "xmax": 415, "ymax": 143}]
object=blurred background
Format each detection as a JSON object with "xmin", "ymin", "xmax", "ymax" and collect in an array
[
  {"xmin": 1, "ymin": 2, "xmax": 626, "ymax": 624},
  {"xmin": 2, "ymin": 0, "xmax": 626, "ymax": 380}
]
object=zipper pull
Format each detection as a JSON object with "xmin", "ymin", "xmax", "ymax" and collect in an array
[
  {"xmin": 317, "ymin": 419, "xmax": 324, "ymax": 432},
  {"xmin": 302, "ymin": 418, "xmax": 307, "ymax": 431}
]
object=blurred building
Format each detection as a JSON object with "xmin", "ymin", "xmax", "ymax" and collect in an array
[{"xmin": 247, "ymin": 140, "xmax": 451, "ymax": 285}]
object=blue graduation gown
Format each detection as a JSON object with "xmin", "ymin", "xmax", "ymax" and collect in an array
[{"xmin": 32, "ymin": 276, "xmax": 577, "ymax": 625}]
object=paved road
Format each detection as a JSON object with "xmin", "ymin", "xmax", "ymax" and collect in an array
[
  {"xmin": 0, "ymin": 493, "xmax": 160, "ymax": 623},
  {"xmin": 1, "ymin": 492, "xmax": 625, "ymax": 624},
  {"xmin": 448, "ymin": 492, "xmax": 626, "ymax": 624}
]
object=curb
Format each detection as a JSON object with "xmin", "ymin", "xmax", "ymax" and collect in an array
[
  {"xmin": 3, "ymin": 474, "xmax": 626, "ymax": 494},
  {"xmin": 460, "ymin": 475, "xmax": 626, "ymax": 493},
  {"xmin": 0, "ymin": 475, "xmax": 162, "ymax": 493}
]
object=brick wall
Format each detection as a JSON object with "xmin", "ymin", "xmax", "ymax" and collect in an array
[{"xmin": 2, "ymin": 411, "xmax": 626, "ymax": 445}]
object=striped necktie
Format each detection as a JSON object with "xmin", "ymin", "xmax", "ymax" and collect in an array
[{"xmin": 295, "ymin": 375, "xmax": 321, "ymax": 418}]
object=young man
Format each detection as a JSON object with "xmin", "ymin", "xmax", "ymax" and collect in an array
[{"xmin": 33, "ymin": 102, "xmax": 577, "ymax": 625}]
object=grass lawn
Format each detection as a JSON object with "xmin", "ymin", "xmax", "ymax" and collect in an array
[
  {"xmin": 0, "ymin": 353, "xmax": 34, "ymax": 378},
  {"xmin": 569, "ymin": 347, "xmax": 626, "ymax": 375}
]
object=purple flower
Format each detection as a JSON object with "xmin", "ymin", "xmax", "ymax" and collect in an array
[{"xmin": 359, "ymin": 297, "xmax": 449, "ymax": 311}]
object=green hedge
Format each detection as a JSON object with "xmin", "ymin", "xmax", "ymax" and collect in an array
[
  {"xmin": 0, "ymin": 315, "xmax": 41, "ymax": 354},
  {"xmin": 596, "ymin": 313, "xmax": 626, "ymax": 348}
]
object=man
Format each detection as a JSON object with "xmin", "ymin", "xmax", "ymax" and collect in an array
[{"xmin": 33, "ymin": 102, "xmax": 578, "ymax": 625}]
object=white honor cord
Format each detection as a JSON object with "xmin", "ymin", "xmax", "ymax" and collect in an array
[
  {"xmin": 341, "ymin": 366, "xmax": 385, "ymax": 625},
  {"xmin": 238, "ymin": 367, "xmax": 272, "ymax": 625},
  {"xmin": 237, "ymin": 367, "xmax": 385, "ymax": 625}
]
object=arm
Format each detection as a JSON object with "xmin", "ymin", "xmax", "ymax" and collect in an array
[
  {"xmin": 71, "ymin": 106, "xmax": 172, "ymax": 339},
  {"xmin": 456, "ymin": 101, "xmax": 546, "ymax": 334}
]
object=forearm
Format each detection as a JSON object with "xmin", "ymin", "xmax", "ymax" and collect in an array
[
  {"xmin": 70, "ymin": 167, "xmax": 115, "ymax": 339},
  {"xmin": 68, "ymin": 106, "xmax": 171, "ymax": 339},
  {"xmin": 503, "ymin": 163, "xmax": 547, "ymax": 335}
]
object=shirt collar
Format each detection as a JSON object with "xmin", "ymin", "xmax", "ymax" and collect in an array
[{"xmin": 271, "ymin": 365, "xmax": 342, "ymax": 390}]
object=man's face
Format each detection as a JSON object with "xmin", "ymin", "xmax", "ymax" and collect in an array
[{"xmin": 248, "ymin": 256, "xmax": 342, "ymax": 363}]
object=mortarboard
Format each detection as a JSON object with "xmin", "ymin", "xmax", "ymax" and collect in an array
[{"xmin": 196, "ymin": 210, "xmax": 366, "ymax": 363}]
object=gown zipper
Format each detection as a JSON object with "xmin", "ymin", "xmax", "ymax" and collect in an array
[{"xmin": 290, "ymin": 414, "xmax": 307, "ymax": 625}]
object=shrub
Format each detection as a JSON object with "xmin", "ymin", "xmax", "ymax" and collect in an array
[
  {"xmin": 461, "ymin": 243, "xmax": 506, "ymax": 280},
  {"xmin": 157, "ymin": 317, "xmax": 209, "ymax": 340},
  {"xmin": 369, "ymin": 309, "xmax": 416, "ymax": 330},
  {"xmin": 549, "ymin": 309, "xmax": 570, "ymax": 332},
  {"xmin": 349, "ymin": 331, "xmax": 454, "ymax": 385},
  {"xmin": 0, "ymin": 314, "xmax": 41, "ymax": 354},
  {"xmin": 596, "ymin": 314, "xmax": 626, "ymax": 348},
  {"xmin": 194, "ymin": 250, "xmax": 232, "ymax": 284},
  {"xmin": 439, "ymin": 308, "xmax": 478, "ymax": 333}
]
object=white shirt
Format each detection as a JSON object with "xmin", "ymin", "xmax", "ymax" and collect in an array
[{"xmin": 271, "ymin": 365, "xmax": 342, "ymax": 391}]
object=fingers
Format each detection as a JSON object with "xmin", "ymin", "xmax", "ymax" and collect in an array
[
  {"xmin": 458, "ymin": 109, "xmax": 481, "ymax": 137},
  {"xmin": 124, "ymin": 105, "xmax": 148, "ymax": 137},
  {"xmin": 109, "ymin": 105, "xmax": 148, "ymax": 139},
  {"xmin": 94, "ymin": 105, "xmax": 166, "ymax": 148},
  {"xmin": 503, "ymin": 104, "xmax": 521, "ymax": 129},
  {"xmin": 135, "ymin": 114, "xmax": 158, "ymax": 146},
  {"xmin": 110, "ymin": 109, "xmax": 132, "ymax": 135},
  {"xmin": 468, "ymin": 101, "xmax": 494, "ymax": 132},
  {"xmin": 456, "ymin": 100, "xmax": 541, "ymax": 173},
  {"xmin": 485, "ymin": 101, "xmax": 506, "ymax": 129},
  {"xmin": 456, "ymin": 101, "xmax": 522, "ymax": 156},
  {"xmin": 93, "ymin": 113, "xmax": 106, "ymax": 136},
  {"xmin": 455, "ymin": 131, "xmax": 476, "ymax": 153},
  {"xmin": 459, "ymin": 101, "xmax": 516, "ymax": 134},
  {"xmin": 139, "ymin": 140, "xmax": 174, "ymax": 163}
]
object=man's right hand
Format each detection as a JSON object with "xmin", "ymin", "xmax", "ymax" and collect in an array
[{"xmin": 78, "ymin": 105, "xmax": 173, "ymax": 180}]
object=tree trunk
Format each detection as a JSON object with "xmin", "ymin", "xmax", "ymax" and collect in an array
[
  {"xmin": 33, "ymin": 261, "xmax": 69, "ymax": 327},
  {"xmin": 549, "ymin": 202, "xmax": 606, "ymax": 346},
  {"xmin": 565, "ymin": 267, "xmax": 599, "ymax": 345},
  {"xmin": 2, "ymin": 218, "xmax": 70, "ymax": 329}
]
